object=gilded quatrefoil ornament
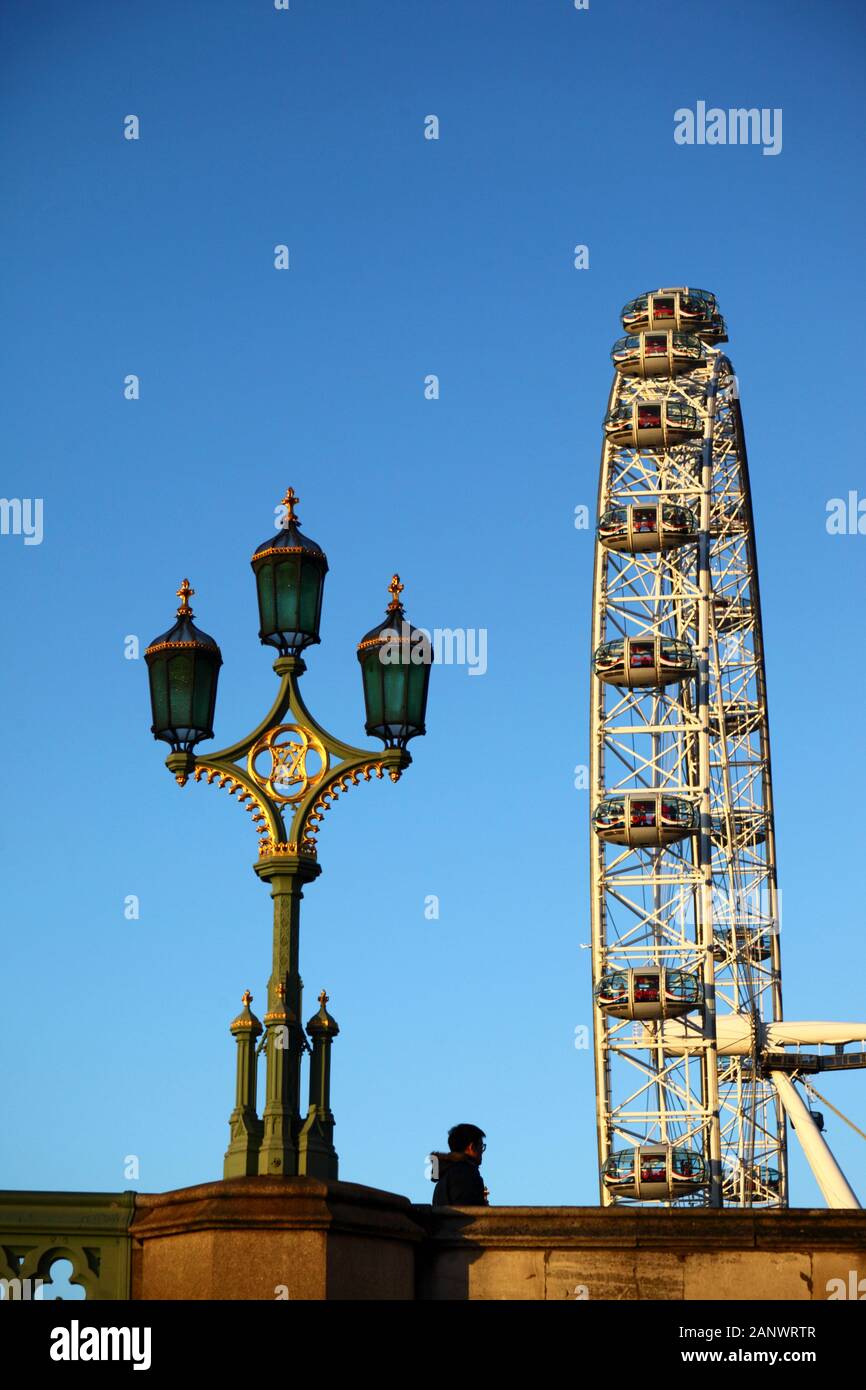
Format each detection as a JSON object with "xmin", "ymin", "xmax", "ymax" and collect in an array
[{"xmin": 248, "ymin": 724, "xmax": 329, "ymax": 804}]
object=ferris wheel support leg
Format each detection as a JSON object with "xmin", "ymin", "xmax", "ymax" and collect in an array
[{"xmin": 771, "ymin": 1071, "xmax": 861, "ymax": 1210}]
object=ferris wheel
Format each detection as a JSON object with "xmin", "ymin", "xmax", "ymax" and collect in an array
[{"xmin": 589, "ymin": 288, "xmax": 865, "ymax": 1208}]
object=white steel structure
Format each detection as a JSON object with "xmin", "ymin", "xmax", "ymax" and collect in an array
[{"xmin": 589, "ymin": 289, "xmax": 865, "ymax": 1209}]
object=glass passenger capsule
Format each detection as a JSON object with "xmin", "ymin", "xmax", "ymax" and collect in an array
[
  {"xmin": 597, "ymin": 502, "xmax": 697, "ymax": 553},
  {"xmin": 723, "ymin": 1164, "xmax": 782, "ymax": 1203},
  {"xmin": 593, "ymin": 636, "xmax": 696, "ymax": 689},
  {"xmin": 712, "ymin": 596, "xmax": 751, "ymax": 631},
  {"xmin": 710, "ymin": 500, "xmax": 746, "ymax": 536},
  {"xmin": 708, "ymin": 701, "xmax": 759, "ymax": 735},
  {"xmin": 611, "ymin": 331, "xmax": 704, "ymax": 379},
  {"xmin": 603, "ymin": 398, "xmax": 702, "ymax": 449},
  {"xmin": 593, "ymin": 792, "xmax": 697, "ymax": 847},
  {"xmin": 746, "ymin": 1166, "xmax": 782, "ymax": 1202},
  {"xmin": 621, "ymin": 287, "xmax": 728, "ymax": 343},
  {"xmin": 711, "ymin": 811, "xmax": 768, "ymax": 846},
  {"xmin": 595, "ymin": 966, "xmax": 703, "ymax": 1020},
  {"xmin": 601, "ymin": 1145, "xmax": 709, "ymax": 1200},
  {"xmin": 712, "ymin": 928, "xmax": 773, "ymax": 963}
]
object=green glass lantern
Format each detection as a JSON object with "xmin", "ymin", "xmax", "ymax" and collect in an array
[
  {"xmin": 145, "ymin": 579, "xmax": 222, "ymax": 752},
  {"xmin": 251, "ymin": 487, "xmax": 328, "ymax": 656},
  {"xmin": 357, "ymin": 575, "xmax": 431, "ymax": 748}
]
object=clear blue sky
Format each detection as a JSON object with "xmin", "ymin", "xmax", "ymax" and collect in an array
[{"xmin": 1, "ymin": 0, "xmax": 864, "ymax": 1208}]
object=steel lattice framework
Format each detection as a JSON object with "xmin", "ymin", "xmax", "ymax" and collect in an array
[{"xmin": 589, "ymin": 290, "xmax": 786, "ymax": 1208}]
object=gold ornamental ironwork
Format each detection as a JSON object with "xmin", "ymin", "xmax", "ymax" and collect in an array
[{"xmin": 248, "ymin": 724, "xmax": 329, "ymax": 803}]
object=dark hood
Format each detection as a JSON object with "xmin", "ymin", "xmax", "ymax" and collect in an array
[{"xmin": 428, "ymin": 1151, "xmax": 479, "ymax": 1181}]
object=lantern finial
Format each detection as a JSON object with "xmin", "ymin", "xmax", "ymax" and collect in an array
[
  {"xmin": 318, "ymin": 988, "xmax": 329, "ymax": 1008},
  {"xmin": 387, "ymin": 574, "xmax": 404, "ymax": 612},
  {"xmin": 281, "ymin": 487, "xmax": 300, "ymax": 525},
  {"xmin": 242, "ymin": 989, "xmax": 253, "ymax": 1006},
  {"xmin": 176, "ymin": 578, "xmax": 195, "ymax": 617}
]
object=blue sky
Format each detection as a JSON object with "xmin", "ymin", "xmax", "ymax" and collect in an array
[{"xmin": 1, "ymin": 0, "xmax": 864, "ymax": 1208}]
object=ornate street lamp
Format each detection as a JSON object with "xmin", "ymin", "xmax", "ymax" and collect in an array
[
  {"xmin": 357, "ymin": 575, "xmax": 431, "ymax": 748},
  {"xmin": 145, "ymin": 579, "xmax": 222, "ymax": 752},
  {"xmin": 146, "ymin": 488, "xmax": 431, "ymax": 1181},
  {"xmin": 251, "ymin": 487, "xmax": 328, "ymax": 655}
]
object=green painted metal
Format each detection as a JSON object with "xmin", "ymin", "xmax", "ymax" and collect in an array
[
  {"xmin": 224, "ymin": 995, "xmax": 264, "ymax": 1178},
  {"xmin": 356, "ymin": 587, "xmax": 432, "ymax": 748},
  {"xmin": 272, "ymin": 656, "xmax": 411, "ymax": 855},
  {"xmin": 253, "ymin": 861, "xmax": 318, "ymax": 1177},
  {"xmin": 298, "ymin": 994, "xmax": 340, "ymax": 1179},
  {"xmin": 145, "ymin": 580, "xmax": 223, "ymax": 753},
  {"xmin": 250, "ymin": 493, "xmax": 329, "ymax": 658},
  {"xmin": 161, "ymin": 650, "xmax": 414, "ymax": 1182},
  {"xmin": 167, "ymin": 656, "xmax": 411, "ymax": 854},
  {"xmin": 0, "ymin": 1191, "xmax": 135, "ymax": 1300}
]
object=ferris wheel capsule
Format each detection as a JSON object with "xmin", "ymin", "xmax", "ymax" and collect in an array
[
  {"xmin": 601, "ymin": 1144, "xmax": 709, "ymax": 1200},
  {"xmin": 598, "ymin": 501, "xmax": 698, "ymax": 553},
  {"xmin": 593, "ymin": 636, "xmax": 696, "ymax": 689},
  {"xmin": 603, "ymin": 398, "xmax": 702, "ymax": 449},
  {"xmin": 724, "ymin": 1164, "xmax": 782, "ymax": 1204},
  {"xmin": 708, "ymin": 701, "xmax": 760, "ymax": 735},
  {"xmin": 712, "ymin": 596, "xmax": 751, "ymax": 631},
  {"xmin": 711, "ymin": 811, "xmax": 768, "ymax": 846},
  {"xmin": 710, "ymin": 500, "xmax": 747, "ymax": 536},
  {"xmin": 621, "ymin": 287, "xmax": 728, "ymax": 343},
  {"xmin": 593, "ymin": 791, "xmax": 697, "ymax": 847},
  {"xmin": 596, "ymin": 966, "xmax": 703, "ymax": 1020},
  {"xmin": 712, "ymin": 928, "xmax": 773, "ymax": 963},
  {"xmin": 611, "ymin": 331, "xmax": 705, "ymax": 378},
  {"xmin": 746, "ymin": 1165, "xmax": 782, "ymax": 1201}
]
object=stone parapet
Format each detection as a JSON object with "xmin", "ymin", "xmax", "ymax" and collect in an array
[
  {"xmin": 129, "ymin": 1176, "xmax": 422, "ymax": 1300},
  {"xmin": 414, "ymin": 1204, "xmax": 866, "ymax": 1300},
  {"xmin": 3, "ymin": 1184, "xmax": 864, "ymax": 1300},
  {"xmin": 0, "ymin": 1189, "xmax": 136, "ymax": 1300}
]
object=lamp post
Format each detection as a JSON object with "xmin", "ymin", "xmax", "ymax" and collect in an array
[{"xmin": 145, "ymin": 488, "xmax": 431, "ymax": 1180}]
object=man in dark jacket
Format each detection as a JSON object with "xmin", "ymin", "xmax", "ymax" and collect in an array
[{"xmin": 430, "ymin": 1123, "xmax": 488, "ymax": 1206}]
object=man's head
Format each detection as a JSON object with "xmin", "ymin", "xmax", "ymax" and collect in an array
[{"xmin": 448, "ymin": 1123, "xmax": 486, "ymax": 1163}]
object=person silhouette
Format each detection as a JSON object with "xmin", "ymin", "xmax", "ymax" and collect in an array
[{"xmin": 429, "ymin": 1123, "xmax": 488, "ymax": 1206}]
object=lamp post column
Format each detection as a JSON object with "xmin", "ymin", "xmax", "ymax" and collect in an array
[
  {"xmin": 254, "ymin": 856, "xmax": 320, "ymax": 1177},
  {"xmin": 298, "ymin": 990, "xmax": 340, "ymax": 1179},
  {"xmin": 223, "ymin": 991, "xmax": 264, "ymax": 1178},
  {"xmin": 147, "ymin": 491, "xmax": 432, "ymax": 1182}
]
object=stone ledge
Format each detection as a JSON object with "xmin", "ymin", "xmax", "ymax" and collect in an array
[
  {"xmin": 129, "ymin": 1178, "xmax": 423, "ymax": 1300},
  {"xmin": 413, "ymin": 1204, "xmax": 866, "ymax": 1251},
  {"xmin": 4, "ymin": 1187, "xmax": 865, "ymax": 1299},
  {"xmin": 0, "ymin": 1191, "xmax": 136, "ymax": 1299},
  {"xmin": 129, "ymin": 1176, "xmax": 425, "ymax": 1245},
  {"xmin": 0, "ymin": 1189, "xmax": 136, "ymax": 1235},
  {"xmin": 411, "ymin": 1206, "xmax": 866, "ymax": 1301}
]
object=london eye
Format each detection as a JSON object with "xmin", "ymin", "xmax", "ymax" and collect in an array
[{"xmin": 589, "ymin": 288, "xmax": 866, "ymax": 1208}]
